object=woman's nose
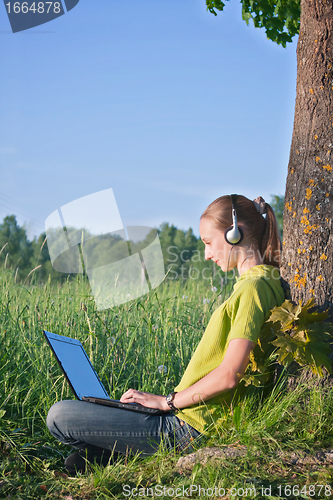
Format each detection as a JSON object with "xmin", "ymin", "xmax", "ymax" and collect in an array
[{"xmin": 205, "ymin": 247, "xmax": 212, "ymax": 261}]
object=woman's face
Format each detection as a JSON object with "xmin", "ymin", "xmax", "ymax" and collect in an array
[{"xmin": 199, "ymin": 218, "xmax": 234, "ymax": 272}]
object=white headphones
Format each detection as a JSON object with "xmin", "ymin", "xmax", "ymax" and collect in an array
[{"xmin": 224, "ymin": 194, "xmax": 244, "ymax": 245}]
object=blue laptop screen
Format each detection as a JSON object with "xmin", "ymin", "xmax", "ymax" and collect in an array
[{"xmin": 45, "ymin": 331, "xmax": 109, "ymax": 400}]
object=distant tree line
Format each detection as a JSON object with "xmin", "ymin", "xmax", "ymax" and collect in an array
[{"xmin": 0, "ymin": 196, "xmax": 284, "ymax": 285}]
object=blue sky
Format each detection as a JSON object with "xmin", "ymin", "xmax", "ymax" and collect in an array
[{"xmin": 0, "ymin": 0, "xmax": 297, "ymax": 239}]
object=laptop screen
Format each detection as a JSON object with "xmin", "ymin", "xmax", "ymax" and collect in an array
[{"xmin": 44, "ymin": 331, "xmax": 109, "ymax": 400}]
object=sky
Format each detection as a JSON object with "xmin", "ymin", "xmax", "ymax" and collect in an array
[{"xmin": 0, "ymin": 0, "xmax": 297, "ymax": 240}]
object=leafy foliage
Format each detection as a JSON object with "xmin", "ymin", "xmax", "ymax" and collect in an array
[
  {"xmin": 0, "ymin": 215, "xmax": 33, "ymax": 280},
  {"xmin": 243, "ymin": 299, "xmax": 333, "ymax": 387},
  {"xmin": 205, "ymin": 0, "xmax": 300, "ymax": 47}
]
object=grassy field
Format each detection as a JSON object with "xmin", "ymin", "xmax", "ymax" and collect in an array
[{"xmin": 1, "ymin": 268, "xmax": 333, "ymax": 499}]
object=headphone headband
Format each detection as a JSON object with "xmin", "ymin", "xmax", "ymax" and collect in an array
[{"xmin": 230, "ymin": 194, "xmax": 237, "ymax": 209}]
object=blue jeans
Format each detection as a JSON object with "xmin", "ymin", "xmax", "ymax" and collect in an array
[{"xmin": 46, "ymin": 400, "xmax": 203, "ymax": 456}]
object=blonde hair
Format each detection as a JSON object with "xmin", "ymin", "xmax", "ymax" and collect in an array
[{"xmin": 201, "ymin": 194, "xmax": 282, "ymax": 267}]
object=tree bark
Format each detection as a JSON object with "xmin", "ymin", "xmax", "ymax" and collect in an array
[{"xmin": 281, "ymin": 0, "xmax": 333, "ymax": 320}]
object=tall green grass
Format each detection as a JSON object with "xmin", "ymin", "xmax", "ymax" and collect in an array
[
  {"xmin": 0, "ymin": 269, "xmax": 227, "ymax": 424},
  {"xmin": 1, "ymin": 267, "xmax": 333, "ymax": 499}
]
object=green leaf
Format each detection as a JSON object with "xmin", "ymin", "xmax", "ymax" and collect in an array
[
  {"xmin": 272, "ymin": 335, "xmax": 297, "ymax": 353},
  {"xmin": 269, "ymin": 300, "xmax": 301, "ymax": 330},
  {"xmin": 306, "ymin": 310, "xmax": 330, "ymax": 323},
  {"xmin": 206, "ymin": 0, "xmax": 226, "ymax": 15},
  {"xmin": 292, "ymin": 329, "xmax": 308, "ymax": 343},
  {"xmin": 242, "ymin": 10, "xmax": 252, "ymax": 25},
  {"xmin": 276, "ymin": 351, "xmax": 294, "ymax": 366}
]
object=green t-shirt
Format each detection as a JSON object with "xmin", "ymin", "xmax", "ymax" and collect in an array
[{"xmin": 174, "ymin": 265, "xmax": 285, "ymax": 434}]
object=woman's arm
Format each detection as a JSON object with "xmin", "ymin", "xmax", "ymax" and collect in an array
[{"xmin": 119, "ymin": 338, "xmax": 255, "ymax": 411}]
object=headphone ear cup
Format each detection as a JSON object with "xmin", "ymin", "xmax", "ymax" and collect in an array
[{"xmin": 224, "ymin": 226, "xmax": 244, "ymax": 245}]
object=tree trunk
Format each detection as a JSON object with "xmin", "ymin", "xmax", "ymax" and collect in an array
[{"xmin": 281, "ymin": 0, "xmax": 333, "ymax": 320}]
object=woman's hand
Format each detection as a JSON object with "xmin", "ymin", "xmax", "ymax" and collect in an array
[{"xmin": 120, "ymin": 389, "xmax": 170, "ymax": 412}]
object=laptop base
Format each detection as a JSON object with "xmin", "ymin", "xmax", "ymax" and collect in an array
[{"xmin": 82, "ymin": 396, "xmax": 165, "ymax": 415}]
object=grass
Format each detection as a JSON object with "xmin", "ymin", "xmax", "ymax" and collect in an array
[{"xmin": 1, "ymin": 268, "xmax": 333, "ymax": 499}]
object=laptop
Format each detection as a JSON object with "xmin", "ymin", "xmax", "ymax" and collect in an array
[{"xmin": 43, "ymin": 330, "xmax": 165, "ymax": 415}]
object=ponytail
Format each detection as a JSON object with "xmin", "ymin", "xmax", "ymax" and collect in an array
[{"xmin": 261, "ymin": 202, "xmax": 282, "ymax": 267}]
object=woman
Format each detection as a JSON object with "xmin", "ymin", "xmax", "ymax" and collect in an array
[{"xmin": 47, "ymin": 194, "xmax": 285, "ymax": 475}]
